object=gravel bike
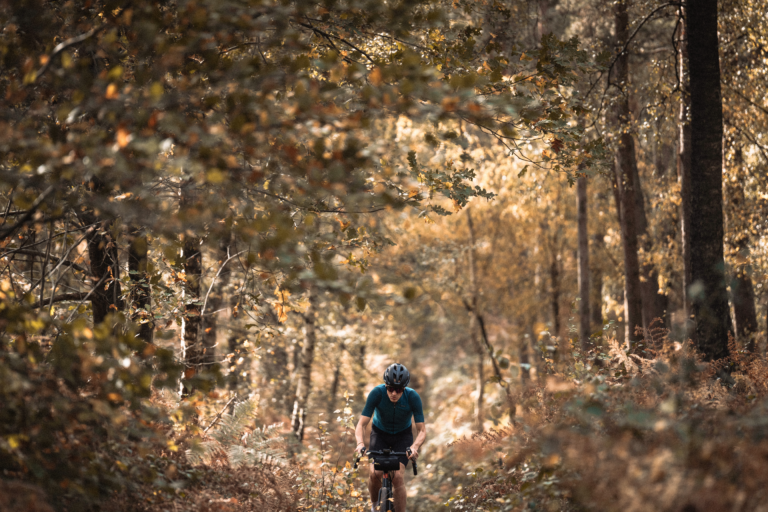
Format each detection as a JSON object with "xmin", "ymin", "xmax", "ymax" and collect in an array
[{"xmin": 354, "ymin": 448, "xmax": 418, "ymax": 512}]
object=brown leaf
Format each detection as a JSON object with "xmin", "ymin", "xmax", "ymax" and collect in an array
[
  {"xmin": 106, "ymin": 83, "xmax": 119, "ymax": 99},
  {"xmin": 369, "ymin": 67, "xmax": 383, "ymax": 86},
  {"xmin": 116, "ymin": 128, "xmax": 131, "ymax": 148}
]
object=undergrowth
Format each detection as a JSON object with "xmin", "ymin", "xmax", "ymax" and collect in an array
[{"xmin": 443, "ymin": 328, "xmax": 768, "ymax": 512}]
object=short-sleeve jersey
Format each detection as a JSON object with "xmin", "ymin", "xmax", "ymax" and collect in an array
[{"xmin": 361, "ymin": 384, "xmax": 424, "ymax": 434}]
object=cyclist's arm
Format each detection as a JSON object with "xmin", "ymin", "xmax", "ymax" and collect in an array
[
  {"xmin": 410, "ymin": 422, "xmax": 426, "ymax": 458},
  {"xmin": 408, "ymin": 390, "xmax": 426, "ymax": 458},
  {"xmin": 355, "ymin": 415, "xmax": 371, "ymax": 453},
  {"xmin": 356, "ymin": 386, "xmax": 382, "ymax": 453}
]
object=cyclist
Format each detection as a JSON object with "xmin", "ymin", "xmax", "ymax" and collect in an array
[{"xmin": 355, "ymin": 363, "xmax": 426, "ymax": 512}]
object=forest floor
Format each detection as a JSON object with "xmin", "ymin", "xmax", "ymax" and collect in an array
[{"xmin": 6, "ymin": 333, "xmax": 768, "ymax": 512}]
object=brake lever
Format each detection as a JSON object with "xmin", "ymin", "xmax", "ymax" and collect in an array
[
  {"xmin": 353, "ymin": 447, "xmax": 366, "ymax": 469},
  {"xmin": 406, "ymin": 448, "xmax": 418, "ymax": 476}
]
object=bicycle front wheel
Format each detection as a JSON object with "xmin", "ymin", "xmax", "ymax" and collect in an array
[{"xmin": 378, "ymin": 484, "xmax": 392, "ymax": 512}]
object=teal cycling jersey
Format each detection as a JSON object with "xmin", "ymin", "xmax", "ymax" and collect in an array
[{"xmin": 361, "ymin": 384, "xmax": 424, "ymax": 434}]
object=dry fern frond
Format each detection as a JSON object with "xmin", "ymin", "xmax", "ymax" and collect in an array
[
  {"xmin": 608, "ymin": 338, "xmax": 639, "ymax": 375},
  {"xmin": 186, "ymin": 398, "xmax": 286, "ymax": 469}
]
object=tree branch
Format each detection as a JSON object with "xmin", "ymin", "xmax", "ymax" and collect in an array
[
  {"xmin": 462, "ymin": 298, "xmax": 508, "ymax": 390},
  {"xmin": 0, "ymin": 186, "xmax": 54, "ymax": 241},
  {"xmin": 200, "ymin": 250, "xmax": 246, "ymax": 318},
  {"xmin": 723, "ymin": 81, "xmax": 768, "ymax": 116},
  {"xmin": 295, "ymin": 20, "xmax": 376, "ymax": 64},
  {"xmin": 204, "ymin": 395, "xmax": 239, "ymax": 434},
  {"xmin": 727, "ymin": 120, "xmax": 768, "ymax": 163},
  {"xmin": 251, "ymin": 189, "xmax": 387, "ymax": 214},
  {"xmin": 584, "ymin": 2, "xmax": 682, "ymax": 125},
  {"xmin": 11, "ymin": 249, "xmax": 88, "ymax": 273},
  {"xmin": 33, "ymin": 25, "xmax": 107, "ymax": 83},
  {"xmin": 29, "ymin": 292, "xmax": 90, "ymax": 309}
]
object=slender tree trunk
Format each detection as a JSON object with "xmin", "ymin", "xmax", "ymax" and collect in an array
[
  {"xmin": 327, "ymin": 355, "xmax": 341, "ymax": 417},
  {"xmin": 475, "ymin": 335, "xmax": 484, "ymax": 430},
  {"xmin": 732, "ymin": 243, "xmax": 758, "ymax": 352},
  {"xmin": 86, "ymin": 221, "xmax": 123, "ymax": 325},
  {"xmin": 526, "ymin": 324, "xmax": 541, "ymax": 382},
  {"xmin": 76, "ymin": 179, "xmax": 123, "ymax": 325},
  {"xmin": 227, "ymin": 336, "xmax": 242, "ymax": 391},
  {"xmin": 466, "ymin": 209, "xmax": 484, "ymax": 432},
  {"xmin": 202, "ymin": 233, "xmax": 234, "ymax": 368},
  {"xmin": 613, "ymin": 0, "xmax": 643, "ymax": 348},
  {"xmin": 540, "ymin": 220, "xmax": 562, "ymax": 339},
  {"xmin": 684, "ymin": 0, "xmax": 732, "ymax": 360},
  {"xmin": 633, "ymin": 168, "xmax": 667, "ymax": 329},
  {"xmin": 128, "ymin": 225, "xmax": 153, "ymax": 344},
  {"xmin": 590, "ymin": 232, "xmax": 604, "ymax": 330},
  {"xmin": 291, "ymin": 289, "xmax": 317, "ymax": 442},
  {"xmin": 180, "ymin": 185, "xmax": 203, "ymax": 395},
  {"xmin": 519, "ymin": 323, "xmax": 531, "ymax": 384},
  {"xmin": 677, "ymin": 9, "xmax": 693, "ymax": 329},
  {"xmin": 727, "ymin": 150, "xmax": 758, "ymax": 352},
  {"xmin": 577, "ymin": 176, "xmax": 590, "ymax": 350},
  {"xmin": 24, "ymin": 232, "xmax": 36, "ymax": 289},
  {"xmin": 356, "ymin": 341, "xmax": 367, "ymax": 403}
]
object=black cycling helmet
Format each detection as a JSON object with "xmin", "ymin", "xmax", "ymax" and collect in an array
[{"xmin": 383, "ymin": 363, "xmax": 410, "ymax": 388}]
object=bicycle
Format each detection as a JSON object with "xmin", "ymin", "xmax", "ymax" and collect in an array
[{"xmin": 354, "ymin": 448, "xmax": 418, "ymax": 512}]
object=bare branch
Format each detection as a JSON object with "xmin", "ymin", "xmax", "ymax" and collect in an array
[
  {"xmin": 723, "ymin": 81, "xmax": 768, "ymax": 116},
  {"xmin": 462, "ymin": 298, "xmax": 508, "ymax": 390},
  {"xmin": 29, "ymin": 292, "xmax": 90, "ymax": 309},
  {"xmin": 0, "ymin": 186, "xmax": 55, "ymax": 241},
  {"xmin": 251, "ymin": 189, "xmax": 387, "ymax": 214},
  {"xmin": 200, "ymin": 250, "xmax": 246, "ymax": 318},
  {"xmin": 295, "ymin": 20, "xmax": 376, "ymax": 64},
  {"xmin": 33, "ymin": 25, "xmax": 107, "ymax": 83},
  {"xmin": 204, "ymin": 395, "xmax": 239, "ymax": 434},
  {"xmin": 9, "ymin": 250, "xmax": 88, "ymax": 273}
]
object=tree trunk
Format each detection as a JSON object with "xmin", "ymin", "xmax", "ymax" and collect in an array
[
  {"xmin": 633, "ymin": 167, "xmax": 667, "ymax": 329},
  {"xmin": 327, "ymin": 355, "xmax": 341, "ymax": 417},
  {"xmin": 356, "ymin": 341, "xmax": 367, "ymax": 404},
  {"xmin": 475, "ymin": 334, "xmax": 484, "ymax": 431},
  {"xmin": 128, "ymin": 225, "xmax": 153, "ymax": 344},
  {"xmin": 86, "ymin": 221, "xmax": 123, "ymax": 325},
  {"xmin": 677, "ymin": 9, "xmax": 693, "ymax": 330},
  {"xmin": 519, "ymin": 332, "xmax": 530, "ymax": 384},
  {"xmin": 227, "ymin": 335, "xmax": 245, "ymax": 391},
  {"xmin": 727, "ymin": 150, "xmax": 758, "ymax": 352},
  {"xmin": 202, "ymin": 233, "xmax": 234, "ymax": 368},
  {"xmin": 466, "ymin": 209, "xmax": 484, "ymax": 432},
  {"xmin": 732, "ymin": 247, "xmax": 758, "ymax": 352},
  {"xmin": 180, "ymin": 186, "xmax": 203, "ymax": 395},
  {"xmin": 590, "ymin": 232, "xmax": 604, "ymax": 330},
  {"xmin": 551, "ymin": 256, "xmax": 561, "ymax": 339},
  {"xmin": 76, "ymin": 180, "xmax": 124, "ymax": 325},
  {"xmin": 613, "ymin": 0, "xmax": 644, "ymax": 348},
  {"xmin": 291, "ymin": 289, "xmax": 317, "ymax": 442},
  {"xmin": 684, "ymin": 0, "xmax": 732, "ymax": 360},
  {"xmin": 577, "ymin": 176, "xmax": 590, "ymax": 350}
]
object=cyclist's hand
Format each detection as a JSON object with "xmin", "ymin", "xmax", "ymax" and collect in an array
[
  {"xmin": 408, "ymin": 446, "xmax": 419, "ymax": 460},
  {"xmin": 355, "ymin": 442, "xmax": 366, "ymax": 455}
]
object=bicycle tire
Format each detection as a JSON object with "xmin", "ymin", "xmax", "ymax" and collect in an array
[{"xmin": 377, "ymin": 486, "xmax": 390, "ymax": 512}]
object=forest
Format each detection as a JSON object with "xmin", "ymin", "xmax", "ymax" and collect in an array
[{"xmin": 0, "ymin": 0, "xmax": 766, "ymax": 510}]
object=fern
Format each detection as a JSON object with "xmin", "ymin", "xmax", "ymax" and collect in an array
[
  {"xmin": 186, "ymin": 398, "xmax": 286, "ymax": 468},
  {"xmin": 229, "ymin": 423, "xmax": 286, "ymax": 468}
]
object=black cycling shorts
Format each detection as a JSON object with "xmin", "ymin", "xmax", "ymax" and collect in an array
[{"xmin": 369, "ymin": 423, "xmax": 413, "ymax": 468}]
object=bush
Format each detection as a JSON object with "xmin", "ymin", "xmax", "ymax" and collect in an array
[{"xmin": 443, "ymin": 331, "xmax": 768, "ymax": 511}]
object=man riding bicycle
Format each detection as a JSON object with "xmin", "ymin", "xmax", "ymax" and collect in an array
[{"xmin": 355, "ymin": 363, "xmax": 427, "ymax": 512}]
